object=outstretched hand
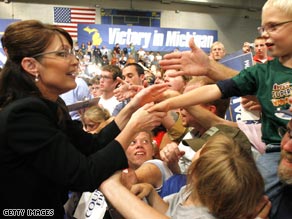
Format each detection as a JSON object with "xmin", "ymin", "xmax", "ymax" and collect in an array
[
  {"xmin": 159, "ymin": 37, "xmax": 211, "ymax": 77},
  {"xmin": 129, "ymin": 83, "xmax": 169, "ymax": 108},
  {"xmin": 147, "ymin": 99, "xmax": 171, "ymax": 114},
  {"xmin": 114, "ymin": 77, "xmax": 144, "ymax": 101},
  {"xmin": 128, "ymin": 102, "xmax": 166, "ymax": 132}
]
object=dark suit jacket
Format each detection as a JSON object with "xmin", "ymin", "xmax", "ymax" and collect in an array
[{"xmin": 0, "ymin": 97, "xmax": 128, "ymax": 218}]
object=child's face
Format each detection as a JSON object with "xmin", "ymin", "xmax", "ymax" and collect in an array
[{"xmin": 261, "ymin": 6, "xmax": 292, "ymax": 58}]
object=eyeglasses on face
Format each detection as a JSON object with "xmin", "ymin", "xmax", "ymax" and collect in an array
[
  {"xmin": 278, "ymin": 126, "xmax": 292, "ymax": 139},
  {"xmin": 32, "ymin": 48, "xmax": 76, "ymax": 59},
  {"xmin": 257, "ymin": 20, "xmax": 292, "ymax": 35}
]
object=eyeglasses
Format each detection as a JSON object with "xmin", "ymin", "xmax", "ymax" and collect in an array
[
  {"xmin": 100, "ymin": 75, "xmax": 113, "ymax": 80},
  {"xmin": 278, "ymin": 126, "xmax": 292, "ymax": 139},
  {"xmin": 32, "ymin": 48, "xmax": 75, "ymax": 59},
  {"xmin": 257, "ymin": 20, "xmax": 292, "ymax": 35}
]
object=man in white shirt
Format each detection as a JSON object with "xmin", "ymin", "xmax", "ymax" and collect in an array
[{"xmin": 98, "ymin": 65, "xmax": 122, "ymax": 115}]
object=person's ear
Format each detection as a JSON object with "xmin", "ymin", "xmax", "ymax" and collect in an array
[
  {"xmin": 21, "ymin": 57, "xmax": 39, "ymax": 78},
  {"xmin": 208, "ymin": 105, "xmax": 217, "ymax": 114},
  {"xmin": 140, "ymin": 74, "xmax": 145, "ymax": 81}
]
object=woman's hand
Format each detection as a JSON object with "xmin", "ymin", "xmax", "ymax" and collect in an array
[{"xmin": 127, "ymin": 103, "xmax": 166, "ymax": 132}]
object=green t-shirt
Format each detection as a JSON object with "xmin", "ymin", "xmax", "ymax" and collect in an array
[{"xmin": 232, "ymin": 58, "xmax": 292, "ymax": 144}]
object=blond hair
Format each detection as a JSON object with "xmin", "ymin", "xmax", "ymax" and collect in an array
[
  {"xmin": 263, "ymin": 0, "xmax": 292, "ymax": 17},
  {"xmin": 186, "ymin": 134, "xmax": 264, "ymax": 219},
  {"xmin": 210, "ymin": 41, "xmax": 225, "ymax": 52},
  {"xmin": 81, "ymin": 105, "xmax": 113, "ymax": 133}
]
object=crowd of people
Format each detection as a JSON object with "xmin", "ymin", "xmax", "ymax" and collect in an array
[{"xmin": 0, "ymin": 0, "xmax": 292, "ymax": 218}]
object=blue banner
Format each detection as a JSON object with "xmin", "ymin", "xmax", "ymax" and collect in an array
[
  {"xmin": 77, "ymin": 24, "xmax": 217, "ymax": 52},
  {"xmin": 220, "ymin": 51, "xmax": 253, "ymax": 72},
  {"xmin": 0, "ymin": 19, "xmax": 21, "ymax": 68}
]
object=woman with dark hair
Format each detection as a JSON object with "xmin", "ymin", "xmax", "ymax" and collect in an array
[{"xmin": 0, "ymin": 20, "xmax": 167, "ymax": 218}]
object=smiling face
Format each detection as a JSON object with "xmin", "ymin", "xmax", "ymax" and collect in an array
[
  {"xmin": 261, "ymin": 5, "xmax": 292, "ymax": 59},
  {"xmin": 32, "ymin": 34, "xmax": 79, "ymax": 100},
  {"xmin": 126, "ymin": 131, "xmax": 155, "ymax": 170}
]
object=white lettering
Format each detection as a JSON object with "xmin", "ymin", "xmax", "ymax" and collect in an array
[
  {"xmin": 165, "ymin": 31, "xmax": 214, "ymax": 48},
  {"xmin": 153, "ymin": 30, "xmax": 164, "ymax": 46},
  {"xmin": 26, "ymin": 209, "xmax": 54, "ymax": 216},
  {"xmin": 108, "ymin": 28, "xmax": 152, "ymax": 48},
  {"xmin": 244, "ymin": 60, "xmax": 251, "ymax": 69},
  {"xmin": 194, "ymin": 34, "xmax": 214, "ymax": 49},
  {"xmin": 85, "ymin": 190, "xmax": 106, "ymax": 217},
  {"xmin": 3, "ymin": 209, "xmax": 25, "ymax": 217}
]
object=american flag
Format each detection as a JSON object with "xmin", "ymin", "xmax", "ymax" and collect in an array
[{"xmin": 53, "ymin": 7, "xmax": 96, "ymax": 41}]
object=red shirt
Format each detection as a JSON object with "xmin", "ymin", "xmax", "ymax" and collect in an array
[{"xmin": 253, "ymin": 55, "xmax": 273, "ymax": 64}]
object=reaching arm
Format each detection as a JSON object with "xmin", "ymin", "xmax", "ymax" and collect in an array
[
  {"xmin": 113, "ymin": 77, "xmax": 144, "ymax": 101},
  {"xmin": 162, "ymin": 111, "xmax": 188, "ymax": 143},
  {"xmin": 185, "ymin": 105, "xmax": 238, "ymax": 129},
  {"xmin": 148, "ymin": 84, "xmax": 222, "ymax": 113},
  {"xmin": 115, "ymin": 103, "xmax": 165, "ymax": 151},
  {"xmin": 131, "ymin": 183, "xmax": 169, "ymax": 214},
  {"xmin": 135, "ymin": 163, "xmax": 164, "ymax": 189},
  {"xmin": 114, "ymin": 83, "xmax": 169, "ymax": 130},
  {"xmin": 99, "ymin": 172, "xmax": 169, "ymax": 219},
  {"xmin": 208, "ymin": 59, "xmax": 238, "ymax": 81},
  {"xmin": 159, "ymin": 37, "xmax": 238, "ymax": 81},
  {"xmin": 113, "ymin": 84, "xmax": 169, "ymax": 150}
]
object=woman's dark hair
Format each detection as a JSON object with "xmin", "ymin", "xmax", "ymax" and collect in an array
[{"xmin": 0, "ymin": 20, "xmax": 73, "ymax": 108}]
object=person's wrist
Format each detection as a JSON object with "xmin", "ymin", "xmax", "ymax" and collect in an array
[
  {"xmin": 126, "ymin": 99, "xmax": 138, "ymax": 112},
  {"xmin": 206, "ymin": 59, "xmax": 215, "ymax": 77}
]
